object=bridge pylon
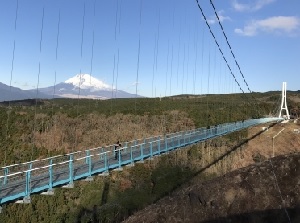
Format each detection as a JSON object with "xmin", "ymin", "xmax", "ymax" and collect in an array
[{"xmin": 279, "ymin": 82, "xmax": 290, "ymax": 120}]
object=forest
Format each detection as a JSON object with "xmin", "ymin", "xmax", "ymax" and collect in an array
[{"xmin": 0, "ymin": 91, "xmax": 299, "ymax": 222}]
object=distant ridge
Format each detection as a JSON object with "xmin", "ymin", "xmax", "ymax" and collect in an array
[
  {"xmin": 0, "ymin": 82, "xmax": 49, "ymax": 102},
  {"xmin": 0, "ymin": 74, "xmax": 143, "ymax": 102}
]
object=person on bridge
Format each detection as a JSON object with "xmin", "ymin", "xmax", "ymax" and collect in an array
[{"xmin": 114, "ymin": 141, "xmax": 122, "ymax": 160}]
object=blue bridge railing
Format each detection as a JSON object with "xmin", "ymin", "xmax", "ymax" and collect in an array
[{"xmin": 0, "ymin": 117, "xmax": 282, "ymax": 205}]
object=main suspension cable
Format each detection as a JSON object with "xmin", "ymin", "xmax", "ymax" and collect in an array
[
  {"xmin": 194, "ymin": 0, "xmax": 244, "ymax": 94},
  {"xmin": 195, "ymin": 0, "xmax": 261, "ymax": 119},
  {"xmin": 208, "ymin": 0, "xmax": 262, "ymax": 117},
  {"xmin": 209, "ymin": 0, "xmax": 250, "ymax": 93}
]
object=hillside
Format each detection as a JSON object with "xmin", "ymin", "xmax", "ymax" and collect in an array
[
  {"xmin": 124, "ymin": 120, "xmax": 300, "ymax": 223},
  {"xmin": 0, "ymin": 92, "xmax": 299, "ymax": 222},
  {"xmin": 124, "ymin": 152, "xmax": 300, "ymax": 223}
]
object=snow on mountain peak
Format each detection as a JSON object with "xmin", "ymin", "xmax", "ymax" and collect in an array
[{"xmin": 65, "ymin": 74, "xmax": 112, "ymax": 90}]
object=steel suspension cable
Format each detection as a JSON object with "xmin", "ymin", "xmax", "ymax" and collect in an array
[
  {"xmin": 165, "ymin": 40, "xmax": 170, "ymax": 97},
  {"xmin": 208, "ymin": 0, "xmax": 262, "ymax": 117},
  {"xmin": 74, "ymin": 2, "xmax": 86, "ymax": 153},
  {"xmin": 193, "ymin": 22, "xmax": 198, "ymax": 95},
  {"xmin": 88, "ymin": 0, "xmax": 96, "ymax": 111},
  {"xmin": 31, "ymin": 6, "xmax": 45, "ymax": 160},
  {"xmin": 53, "ymin": 10, "xmax": 61, "ymax": 103},
  {"xmin": 206, "ymin": 42, "xmax": 211, "ymax": 127},
  {"xmin": 209, "ymin": 0, "xmax": 250, "ymax": 93},
  {"xmin": 151, "ymin": 31, "xmax": 157, "ymax": 98},
  {"xmin": 134, "ymin": 0, "xmax": 143, "ymax": 114},
  {"xmin": 114, "ymin": 0, "xmax": 120, "ymax": 41},
  {"xmin": 5, "ymin": 0, "xmax": 19, "ymax": 165},
  {"xmin": 155, "ymin": 9, "xmax": 160, "ymax": 73},
  {"xmin": 115, "ymin": 49, "xmax": 120, "ymax": 99},
  {"xmin": 195, "ymin": 0, "xmax": 261, "ymax": 119},
  {"xmin": 49, "ymin": 10, "xmax": 61, "ymax": 157},
  {"xmin": 111, "ymin": 54, "xmax": 116, "ymax": 111},
  {"xmin": 195, "ymin": 0, "xmax": 244, "ymax": 94},
  {"xmin": 151, "ymin": 6, "xmax": 160, "ymax": 98},
  {"xmin": 176, "ymin": 22, "xmax": 181, "ymax": 89},
  {"xmin": 185, "ymin": 30, "xmax": 190, "ymax": 94},
  {"xmin": 182, "ymin": 44, "xmax": 185, "ymax": 94},
  {"xmin": 111, "ymin": 0, "xmax": 121, "ymax": 113},
  {"xmin": 115, "ymin": 0, "xmax": 122, "ymax": 99},
  {"xmin": 169, "ymin": 45, "xmax": 174, "ymax": 96},
  {"xmin": 200, "ymin": 18, "xmax": 205, "ymax": 96},
  {"xmin": 169, "ymin": 6, "xmax": 175, "ymax": 96}
]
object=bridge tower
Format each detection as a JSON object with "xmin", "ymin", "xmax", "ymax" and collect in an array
[{"xmin": 279, "ymin": 82, "xmax": 290, "ymax": 119}]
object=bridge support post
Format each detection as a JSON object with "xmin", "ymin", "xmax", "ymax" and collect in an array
[
  {"xmin": 124, "ymin": 145, "xmax": 134, "ymax": 167},
  {"xmin": 130, "ymin": 146, "xmax": 133, "ymax": 164},
  {"xmin": 63, "ymin": 154, "xmax": 74, "ymax": 188},
  {"xmin": 4, "ymin": 168, "xmax": 8, "ymax": 185},
  {"xmin": 25, "ymin": 164, "xmax": 31, "ymax": 200},
  {"xmin": 158, "ymin": 137, "xmax": 161, "ymax": 154},
  {"xmin": 165, "ymin": 136, "xmax": 168, "ymax": 152},
  {"xmin": 150, "ymin": 142, "xmax": 153, "ymax": 158},
  {"xmin": 85, "ymin": 150, "xmax": 89, "ymax": 164},
  {"xmin": 87, "ymin": 150, "xmax": 92, "ymax": 177},
  {"xmin": 49, "ymin": 159, "xmax": 53, "ymax": 189},
  {"xmin": 98, "ymin": 150, "xmax": 109, "ymax": 176},
  {"xmin": 41, "ymin": 159, "xmax": 55, "ymax": 195},
  {"xmin": 125, "ymin": 142, "xmax": 128, "ymax": 153},
  {"xmin": 15, "ymin": 165, "xmax": 32, "ymax": 204},
  {"xmin": 118, "ymin": 149, "xmax": 123, "ymax": 170},
  {"xmin": 140, "ymin": 143, "xmax": 144, "ymax": 160},
  {"xmin": 137, "ymin": 144, "xmax": 144, "ymax": 164},
  {"xmin": 104, "ymin": 149, "xmax": 108, "ymax": 171}
]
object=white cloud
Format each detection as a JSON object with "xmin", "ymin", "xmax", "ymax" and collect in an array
[
  {"xmin": 235, "ymin": 16, "xmax": 300, "ymax": 36},
  {"xmin": 232, "ymin": 0, "xmax": 276, "ymax": 12},
  {"xmin": 131, "ymin": 81, "xmax": 140, "ymax": 86},
  {"xmin": 207, "ymin": 10, "xmax": 231, "ymax": 25}
]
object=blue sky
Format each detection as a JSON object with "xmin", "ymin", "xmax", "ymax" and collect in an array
[{"xmin": 0, "ymin": 0, "xmax": 299, "ymax": 97}]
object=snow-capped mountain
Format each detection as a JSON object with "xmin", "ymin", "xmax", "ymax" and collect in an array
[
  {"xmin": 0, "ymin": 74, "xmax": 142, "ymax": 102},
  {"xmin": 38, "ymin": 74, "xmax": 141, "ymax": 99},
  {"xmin": 65, "ymin": 74, "xmax": 112, "ymax": 91}
]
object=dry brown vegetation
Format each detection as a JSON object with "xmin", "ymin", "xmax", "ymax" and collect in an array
[
  {"xmin": 123, "ymin": 120, "xmax": 300, "ymax": 223},
  {"xmin": 31, "ymin": 111, "xmax": 194, "ymax": 155},
  {"xmin": 1, "ymin": 93, "xmax": 299, "ymax": 222}
]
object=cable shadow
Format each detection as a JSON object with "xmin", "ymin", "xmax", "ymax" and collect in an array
[{"xmin": 193, "ymin": 122, "xmax": 278, "ymax": 177}]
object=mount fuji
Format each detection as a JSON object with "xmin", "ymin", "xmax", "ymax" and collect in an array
[
  {"xmin": 0, "ymin": 74, "xmax": 142, "ymax": 102},
  {"xmin": 38, "ymin": 74, "xmax": 141, "ymax": 99}
]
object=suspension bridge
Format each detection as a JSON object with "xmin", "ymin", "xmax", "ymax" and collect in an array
[
  {"xmin": 0, "ymin": 0, "xmax": 291, "ymax": 217},
  {"xmin": 0, "ymin": 117, "xmax": 283, "ymax": 208}
]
